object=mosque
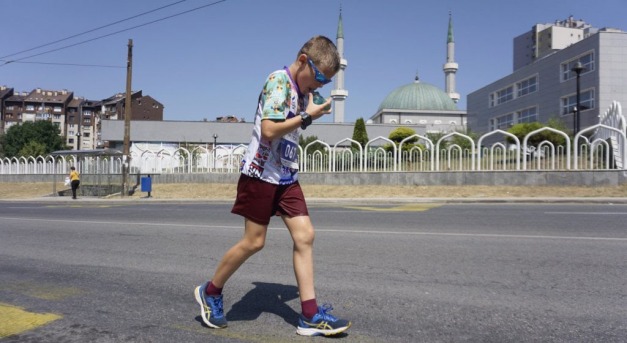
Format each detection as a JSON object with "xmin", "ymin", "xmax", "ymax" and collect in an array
[
  {"xmin": 331, "ymin": 11, "xmax": 467, "ymax": 132},
  {"xmin": 102, "ymin": 11, "xmax": 467, "ymax": 151}
]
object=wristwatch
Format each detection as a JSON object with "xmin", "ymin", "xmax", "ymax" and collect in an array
[{"xmin": 300, "ymin": 111, "xmax": 312, "ymax": 129}]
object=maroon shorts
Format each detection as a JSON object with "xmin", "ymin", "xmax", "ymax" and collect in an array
[{"xmin": 231, "ymin": 174, "xmax": 309, "ymax": 225}]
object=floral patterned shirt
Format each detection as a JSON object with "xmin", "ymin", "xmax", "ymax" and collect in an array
[{"xmin": 239, "ymin": 69, "xmax": 303, "ymax": 185}]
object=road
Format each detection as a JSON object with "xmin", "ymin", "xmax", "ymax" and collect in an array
[{"xmin": 0, "ymin": 200, "xmax": 626, "ymax": 342}]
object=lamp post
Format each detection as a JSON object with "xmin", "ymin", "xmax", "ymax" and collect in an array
[
  {"xmin": 76, "ymin": 132, "xmax": 81, "ymax": 151},
  {"xmin": 571, "ymin": 61, "xmax": 584, "ymax": 135},
  {"xmin": 213, "ymin": 133, "xmax": 218, "ymax": 169}
]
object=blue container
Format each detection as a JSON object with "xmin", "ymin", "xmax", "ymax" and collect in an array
[{"xmin": 140, "ymin": 176, "xmax": 152, "ymax": 192}]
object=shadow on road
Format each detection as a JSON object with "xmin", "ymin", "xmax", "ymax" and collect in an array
[{"xmin": 210, "ymin": 282, "xmax": 300, "ymax": 327}]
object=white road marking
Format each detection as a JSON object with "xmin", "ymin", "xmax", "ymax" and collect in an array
[
  {"xmin": 545, "ymin": 211, "xmax": 627, "ymax": 215},
  {"xmin": 1, "ymin": 216, "xmax": 626, "ymax": 242}
]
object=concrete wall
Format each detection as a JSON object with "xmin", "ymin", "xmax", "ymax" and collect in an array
[{"xmin": 2, "ymin": 171, "xmax": 625, "ymax": 187}]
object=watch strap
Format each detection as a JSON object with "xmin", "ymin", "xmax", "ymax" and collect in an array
[{"xmin": 300, "ymin": 112, "xmax": 312, "ymax": 129}]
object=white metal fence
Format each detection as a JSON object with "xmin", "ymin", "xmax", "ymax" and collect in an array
[{"xmin": 2, "ymin": 102, "xmax": 625, "ymax": 175}]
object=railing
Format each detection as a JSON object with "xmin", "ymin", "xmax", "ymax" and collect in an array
[{"xmin": 2, "ymin": 102, "xmax": 625, "ymax": 175}]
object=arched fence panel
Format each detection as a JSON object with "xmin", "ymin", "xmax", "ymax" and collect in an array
[{"xmin": 1, "ymin": 106, "xmax": 626, "ymax": 176}]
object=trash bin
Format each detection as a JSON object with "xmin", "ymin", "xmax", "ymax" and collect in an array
[{"xmin": 140, "ymin": 175, "xmax": 152, "ymax": 193}]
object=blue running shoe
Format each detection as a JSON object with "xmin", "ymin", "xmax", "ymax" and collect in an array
[
  {"xmin": 296, "ymin": 304, "xmax": 351, "ymax": 336},
  {"xmin": 194, "ymin": 282, "xmax": 227, "ymax": 328}
]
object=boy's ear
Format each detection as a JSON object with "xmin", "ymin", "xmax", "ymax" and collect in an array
[{"xmin": 297, "ymin": 53, "xmax": 308, "ymax": 65}]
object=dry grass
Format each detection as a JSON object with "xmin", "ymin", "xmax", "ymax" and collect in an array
[{"xmin": 1, "ymin": 182, "xmax": 626, "ymax": 200}]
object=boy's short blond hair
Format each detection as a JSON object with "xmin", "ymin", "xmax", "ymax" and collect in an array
[{"xmin": 297, "ymin": 35, "xmax": 340, "ymax": 74}]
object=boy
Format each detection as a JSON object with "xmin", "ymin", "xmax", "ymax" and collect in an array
[{"xmin": 194, "ymin": 35, "xmax": 351, "ymax": 336}]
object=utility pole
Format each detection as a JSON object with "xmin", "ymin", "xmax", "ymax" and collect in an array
[{"xmin": 122, "ymin": 39, "xmax": 133, "ymax": 197}]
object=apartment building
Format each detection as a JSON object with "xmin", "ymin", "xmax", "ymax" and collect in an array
[
  {"xmin": 467, "ymin": 18, "xmax": 627, "ymax": 137},
  {"xmin": 0, "ymin": 87, "xmax": 163, "ymax": 150},
  {"xmin": 0, "ymin": 86, "xmax": 14, "ymax": 133}
]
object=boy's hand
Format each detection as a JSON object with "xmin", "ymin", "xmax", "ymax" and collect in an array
[{"xmin": 306, "ymin": 92, "xmax": 332, "ymax": 120}]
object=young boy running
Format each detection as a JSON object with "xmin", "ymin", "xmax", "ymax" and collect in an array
[{"xmin": 194, "ymin": 35, "xmax": 351, "ymax": 336}]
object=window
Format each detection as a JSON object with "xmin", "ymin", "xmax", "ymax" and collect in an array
[
  {"xmin": 53, "ymin": 106, "xmax": 62, "ymax": 113},
  {"xmin": 489, "ymin": 93, "xmax": 495, "ymax": 108},
  {"xmin": 561, "ymin": 89, "xmax": 595, "ymax": 115},
  {"xmin": 26, "ymin": 105, "xmax": 35, "ymax": 111},
  {"xmin": 518, "ymin": 107, "xmax": 538, "ymax": 123},
  {"xmin": 495, "ymin": 86, "xmax": 514, "ymax": 105},
  {"xmin": 6, "ymin": 105, "xmax": 14, "ymax": 110},
  {"xmin": 561, "ymin": 52, "xmax": 594, "ymax": 81},
  {"xmin": 517, "ymin": 76, "xmax": 537, "ymax": 97},
  {"xmin": 495, "ymin": 113, "xmax": 514, "ymax": 129}
]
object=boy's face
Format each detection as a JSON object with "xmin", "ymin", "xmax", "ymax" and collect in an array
[{"xmin": 296, "ymin": 54, "xmax": 336, "ymax": 94}]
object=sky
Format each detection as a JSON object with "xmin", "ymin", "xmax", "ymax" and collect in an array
[{"xmin": 1, "ymin": 0, "xmax": 626, "ymax": 124}]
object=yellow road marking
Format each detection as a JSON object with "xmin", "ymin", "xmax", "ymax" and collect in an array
[
  {"xmin": 45, "ymin": 204, "xmax": 123, "ymax": 208},
  {"xmin": 0, "ymin": 303, "xmax": 61, "ymax": 338},
  {"xmin": 344, "ymin": 203, "xmax": 443, "ymax": 212}
]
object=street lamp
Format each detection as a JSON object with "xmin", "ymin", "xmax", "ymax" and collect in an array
[
  {"xmin": 76, "ymin": 132, "xmax": 82, "ymax": 151},
  {"xmin": 213, "ymin": 134, "xmax": 218, "ymax": 169},
  {"xmin": 571, "ymin": 61, "xmax": 585, "ymax": 134}
]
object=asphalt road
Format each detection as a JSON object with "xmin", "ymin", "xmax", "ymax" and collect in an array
[{"xmin": 0, "ymin": 200, "xmax": 626, "ymax": 342}]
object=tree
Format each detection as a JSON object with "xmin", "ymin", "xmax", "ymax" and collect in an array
[
  {"xmin": 19, "ymin": 141, "xmax": 48, "ymax": 157},
  {"xmin": 299, "ymin": 135, "xmax": 326, "ymax": 155},
  {"xmin": 388, "ymin": 127, "xmax": 416, "ymax": 145},
  {"xmin": 450, "ymin": 128, "xmax": 478, "ymax": 152},
  {"xmin": 426, "ymin": 131, "xmax": 448, "ymax": 150},
  {"xmin": 351, "ymin": 118, "xmax": 368, "ymax": 150},
  {"xmin": 2, "ymin": 121, "xmax": 68, "ymax": 158},
  {"xmin": 384, "ymin": 127, "xmax": 418, "ymax": 153},
  {"xmin": 506, "ymin": 119, "xmax": 567, "ymax": 147}
]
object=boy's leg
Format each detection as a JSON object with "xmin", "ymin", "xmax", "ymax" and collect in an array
[
  {"xmin": 211, "ymin": 218, "xmax": 268, "ymax": 287},
  {"xmin": 283, "ymin": 214, "xmax": 352, "ymax": 336},
  {"xmin": 282, "ymin": 215, "xmax": 316, "ymax": 302},
  {"xmin": 195, "ymin": 218, "xmax": 268, "ymax": 329}
]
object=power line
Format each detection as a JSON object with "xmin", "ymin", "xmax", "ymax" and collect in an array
[
  {"xmin": 0, "ymin": 60, "xmax": 124, "ymax": 68},
  {"xmin": 0, "ymin": 0, "xmax": 228, "ymax": 67},
  {"xmin": 0, "ymin": 0, "xmax": 189, "ymax": 60}
]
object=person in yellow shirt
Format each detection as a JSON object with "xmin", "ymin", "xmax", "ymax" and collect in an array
[{"xmin": 69, "ymin": 166, "xmax": 80, "ymax": 199}]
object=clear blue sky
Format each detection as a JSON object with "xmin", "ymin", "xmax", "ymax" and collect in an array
[{"xmin": 1, "ymin": 0, "xmax": 625, "ymax": 124}]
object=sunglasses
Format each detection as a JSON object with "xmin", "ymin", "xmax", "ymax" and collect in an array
[{"xmin": 307, "ymin": 57, "xmax": 332, "ymax": 85}]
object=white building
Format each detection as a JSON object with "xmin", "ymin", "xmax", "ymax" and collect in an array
[{"xmin": 468, "ymin": 18, "xmax": 627, "ymax": 136}]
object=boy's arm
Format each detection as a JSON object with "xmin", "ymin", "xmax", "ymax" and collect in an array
[{"xmin": 261, "ymin": 95, "xmax": 331, "ymax": 140}]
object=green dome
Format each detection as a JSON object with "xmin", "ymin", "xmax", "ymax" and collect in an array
[{"xmin": 378, "ymin": 78, "xmax": 457, "ymax": 112}]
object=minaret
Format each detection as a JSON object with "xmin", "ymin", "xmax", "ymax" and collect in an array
[
  {"xmin": 331, "ymin": 8, "xmax": 348, "ymax": 123},
  {"xmin": 443, "ymin": 11, "xmax": 460, "ymax": 103}
]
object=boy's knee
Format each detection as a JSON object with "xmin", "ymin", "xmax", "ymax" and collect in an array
[
  {"xmin": 243, "ymin": 237, "xmax": 265, "ymax": 253},
  {"xmin": 294, "ymin": 227, "xmax": 315, "ymax": 247}
]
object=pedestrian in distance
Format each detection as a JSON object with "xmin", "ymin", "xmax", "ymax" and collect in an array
[
  {"xmin": 69, "ymin": 166, "xmax": 80, "ymax": 199},
  {"xmin": 194, "ymin": 35, "xmax": 351, "ymax": 336}
]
